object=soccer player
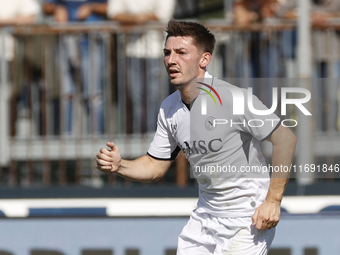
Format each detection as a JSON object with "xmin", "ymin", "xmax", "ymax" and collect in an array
[{"xmin": 96, "ymin": 20, "xmax": 297, "ymax": 254}]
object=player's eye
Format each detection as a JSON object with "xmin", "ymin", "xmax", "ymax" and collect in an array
[
  {"xmin": 163, "ymin": 50, "xmax": 170, "ymax": 56},
  {"xmin": 179, "ymin": 51, "xmax": 186, "ymax": 55}
]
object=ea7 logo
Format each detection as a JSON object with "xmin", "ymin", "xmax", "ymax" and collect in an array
[{"xmin": 200, "ymin": 87, "xmax": 312, "ymax": 116}]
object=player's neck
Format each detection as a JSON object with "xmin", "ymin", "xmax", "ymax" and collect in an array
[
  {"xmin": 179, "ymin": 70, "xmax": 205, "ymax": 104},
  {"xmin": 178, "ymin": 83, "xmax": 191, "ymax": 105}
]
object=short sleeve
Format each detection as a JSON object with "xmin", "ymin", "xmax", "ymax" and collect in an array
[
  {"xmin": 147, "ymin": 108, "xmax": 180, "ymax": 160},
  {"xmin": 234, "ymin": 91, "xmax": 281, "ymax": 141}
]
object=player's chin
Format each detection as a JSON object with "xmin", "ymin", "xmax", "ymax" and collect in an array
[
  {"xmin": 169, "ymin": 78, "xmax": 187, "ymax": 87},
  {"xmin": 170, "ymin": 79, "xmax": 181, "ymax": 86}
]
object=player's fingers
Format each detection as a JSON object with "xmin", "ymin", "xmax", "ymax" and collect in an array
[
  {"xmin": 96, "ymin": 164, "xmax": 112, "ymax": 172},
  {"xmin": 268, "ymin": 218, "xmax": 279, "ymax": 229},
  {"xmin": 106, "ymin": 142, "xmax": 116, "ymax": 151},
  {"xmin": 255, "ymin": 220, "xmax": 266, "ymax": 230},
  {"xmin": 96, "ymin": 158, "xmax": 113, "ymax": 166},
  {"xmin": 255, "ymin": 213, "xmax": 269, "ymax": 230},
  {"xmin": 258, "ymin": 219, "xmax": 269, "ymax": 230},
  {"xmin": 264, "ymin": 215, "xmax": 279, "ymax": 230},
  {"xmin": 252, "ymin": 210, "xmax": 258, "ymax": 226},
  {"xmin": 96, "ymin": 152, "xmax": 113, "ymax": 162},
  {"xmin": 97, "ymin": 163, "xmax": 112, "ymax": 169},
  {"xmin": 264, "ymin": 221, "xmax": 273, "ymax": 230},
  {"xmin": 266, "ymin": 213, "xmax": 280, "ymax": 229},
  {"xmin": 255, "ymin": 217, "xmax": 263, "ymax": 230},
  {"xmin": 272, "ymin": 221, "xmax": 279, "ymax": 227},
  {"xmin": 99, "ymin": 147, "xmax": 114, "ymax": 156}
]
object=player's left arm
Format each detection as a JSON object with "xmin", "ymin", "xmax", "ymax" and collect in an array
[{"xmin": 252, "ymin": 124, "xmax": 297, "ymax": 230}]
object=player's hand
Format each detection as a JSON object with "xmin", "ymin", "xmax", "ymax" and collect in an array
[
  {"xmin": 96, "ymin": 142, "xmax": 121, "ymax": 173},
  {"xmin": 76, "ymin": 4, "xmax": 92, "ymax": 21},
  {"xmin": 252, "ymin": 199, "xmax": 280, "ymax": 230}
]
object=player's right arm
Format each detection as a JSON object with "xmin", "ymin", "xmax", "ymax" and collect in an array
[{"xmin": 96, "ymin": 142, "xmax": 173, "ymax": 183}]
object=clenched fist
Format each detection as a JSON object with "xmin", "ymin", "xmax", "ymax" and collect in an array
[{"xmin": 96, "ymin": 142, "xmax": 121, "ymax": 173}]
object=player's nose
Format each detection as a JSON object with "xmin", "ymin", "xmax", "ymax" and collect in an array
[{"xmin": 167, "ymin": 51, "xmax": 177, "ymax": 64}]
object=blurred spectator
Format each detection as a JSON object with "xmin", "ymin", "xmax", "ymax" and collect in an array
[
  {"xmin": 0, "ymin": 0, "xmax": 40, "ymax": 138},
  {"xmin": 277, "ymin": 0, "xmax": 340, "ymax": 132},
  {"xmin": 107, "ymin": 0, "xmax": 176, "ymax": 134},
  {"xmin": 276, "ymin": 0, "xmax": 340, "ymax": 25},
  {"xmin": 275, "ymin": 0, "xmax": 340, "ymax": 71},
  {"xmin": 0, "ymin": 0, "xmax": 40, "ymax": 61},
  {"xmin": 43, "ymin": 0, "xmax": 108, "ymax": 136},
  {"xmin": 229, "ymin": 0, "xmax": 340, "ymax": 132},
  {"xmin": 43, "ymin": 0, "xmax": 108, "ymax": 22},
  {"xmin": 228, "ymin": 0, "xmax": 282, "ymax": 104},
  {"xmin": 231, "ymin": 0, "xmax": 340, "ymax": 26},
  {"xmin": 275, "ymin": 0, "xmax": 340, "ymax": 77},
  {"xmin": 230, "ymin": 0, "xmax": 278, "ymax": 27}
]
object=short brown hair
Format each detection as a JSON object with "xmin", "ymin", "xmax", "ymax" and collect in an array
[{"xmin": 165, "ymin": 19, "xmax": 216, "ymax": 54}]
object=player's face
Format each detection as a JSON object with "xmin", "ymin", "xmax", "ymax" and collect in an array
[{"xmin": 163, "ymin": 36, "xmax": 202, "ymax": 87}]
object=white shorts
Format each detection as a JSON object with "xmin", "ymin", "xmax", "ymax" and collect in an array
[{"xmin": 177, "ymin": 209, "xmax": 275, "ymax": 255}]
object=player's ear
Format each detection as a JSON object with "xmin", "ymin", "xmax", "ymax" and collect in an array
[{"xmin": 199, "ymin": 52, "xmax": 212, "ymax": 68}]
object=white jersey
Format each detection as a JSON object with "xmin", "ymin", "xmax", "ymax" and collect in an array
[{"xmin": 148, "ymin": 72, "xmax": 280, "ymax": 217}]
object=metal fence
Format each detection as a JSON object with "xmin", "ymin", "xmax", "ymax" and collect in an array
[{"xmin": 0, "ymin": 21, "xmax": 339, "ymax": 187}]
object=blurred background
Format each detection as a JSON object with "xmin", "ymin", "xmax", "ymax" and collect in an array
[{"xmin": 0, "ymin": 0, "xmax": 340, "ymax": 254}]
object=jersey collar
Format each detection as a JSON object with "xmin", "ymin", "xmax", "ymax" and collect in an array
[{"xmin": 205, "ymin": 71, "xmax": 213, "ymax": 79}]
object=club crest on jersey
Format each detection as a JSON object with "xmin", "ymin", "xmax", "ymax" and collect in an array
[
  {"xmin": 171, "ymin": 124, "xmax": 177, "ymax": 134},
  {"xmin": 205, "ymin": 116, "xmax": 216, "ymax": 131}
]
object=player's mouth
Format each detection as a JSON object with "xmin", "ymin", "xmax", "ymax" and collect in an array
[{"xmin": 169, "ymin": 69, "xmax": 180, "ymax": 78}]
